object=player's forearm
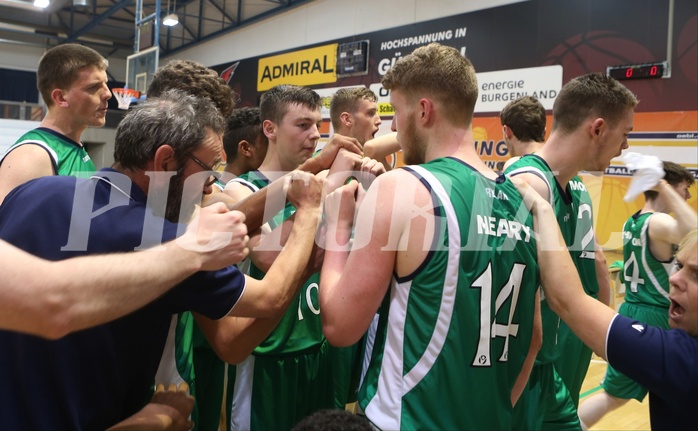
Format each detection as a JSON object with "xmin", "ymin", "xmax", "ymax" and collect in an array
[
  {"xmin": 319, "ymin": 223, "xmax": 354, "ymax": 345},
  {"xmin": 196, "ymin": 314, "xmax": 287, "ymax": 364},
  {"xmin": 298, "ymin": 156, "xmax": 327, "ymax": 175},
  {"xmin": 594, "ymin": 241, "xmax": 612, "ymax": 307},
  {"xmin": 532, "ymin": 201, "xmax": 581, "ymax": 313},
  {"xmin": 47, "ymin": 244, "xmax": 202, "ymax": 338},
  {"xmin": 364, "ymin": 132, "xmax": 399, "ymax": 159},
  {"xmin": 512, "ymin": 290, "xmax": 542, "ymax": 407},
  {"xmin": 534, "ymin": 203, "xmax": 614, "ymax": 359},
  {"xmin": 1, "ymin": 241, "xmax": 202, "ymax": 338},
  {"xmin": 261, "ymin": 207, "xmax": 320, "ymax": 309}
]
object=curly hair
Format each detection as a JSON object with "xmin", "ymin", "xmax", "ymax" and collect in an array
[
  {"xmin": 148, "ymin": 59, "xmax": 237, "ymax": 117},
  {"xmin": 223, "ymin": 107, "xmax": 264, "ymax": 159}
]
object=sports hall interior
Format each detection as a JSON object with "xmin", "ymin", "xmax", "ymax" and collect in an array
[{"xmin": 0, "ymin": 1, "xmax": 696, "ymax": 430}]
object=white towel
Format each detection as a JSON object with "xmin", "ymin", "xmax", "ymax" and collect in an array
[{"xmin": 620, "ymin": 152, "xmax": 664, "ymax": 202}]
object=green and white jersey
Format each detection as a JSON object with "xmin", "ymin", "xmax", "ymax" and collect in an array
[
  {"xmin": 505, "ymin": 154, "xmax": 576, "ymax": 363},
  {"xmin": 360, "ymin": 158, "xmax": 539, "ymax": 431},
  {"xmin": 226, "ymin": 171, "xmax": 334, "ymax": 431},
  {"xmin": 235, "ymin": 170, "xmax": 325, "ymax": 355},
  {"xmin": 154, "ymin": 313, "xmax": 199, "ymax": 426},
  {"xmin": 1, "ymin": 128, "xmax": 95, "ymax": 177},
  {"xmin": 622, "ymin": 211, "xmax": 672, "ymax": 308},
  {"xmin": 569, "ymin": 176, "xmax": 600, "ymax": 298}
]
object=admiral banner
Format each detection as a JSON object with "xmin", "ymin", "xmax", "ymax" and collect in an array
[{"xmin": 257, "ymin": 44, "xmax": 338, "ymax": 91}]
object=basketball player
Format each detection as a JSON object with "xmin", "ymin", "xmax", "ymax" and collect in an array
[
  {"xmin": 499, "ymin": 95, "xmax": 546, "ymax": 170},
  {"xmin": 223, "ymin": 106, "xmax": 268, "ymax": 178},
  {"xmin": 223, "ymin": 84, "xmax": 380, "ymax": 430},
  {"xmin": 505, "ymin": 72, "xmax": 636, "ymax": 430},
  {"xmin": 0, "ymin": 44, "xmax": 111, "ymax": 204},
  {"xmin": 515, "ymin": 177, "xmax": 698, "ymax": 431},
  {"xmin": 319, "ymin": 43, "xmax": 540, "ymax": 430},
  {"xmin": 327, "ymin": 87, "xmax": 383, "ymax": 409}
]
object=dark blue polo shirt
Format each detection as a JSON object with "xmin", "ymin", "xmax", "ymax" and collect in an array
[
  {"xmin": 607, "ymin": 314, "xmax": 698, "ymax": 430},
  {"xmin": 0, "ymin": 169, "xmax": 245, "ymax": 429}
]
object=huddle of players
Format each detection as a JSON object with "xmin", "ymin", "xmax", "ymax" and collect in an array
[{"xmin": 1, "ymin": 41, "xmax": 693, "ymax": 430}]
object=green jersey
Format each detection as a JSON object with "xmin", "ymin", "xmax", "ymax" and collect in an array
[
  {"xmin": 226, "ymin": 171, "xmax": 335, "ymax": 431},
  {"xmin": 506, "ymin": 155, "xmax": 576, "ymax": 363},
  {"xmin": 3, "ymin": 128, "xmax": 95, "ymax": 177},
  {"xmin": 238, "ymin": 171, "xmax": 325, "ymax": 354},
  {"xmin": 360, "ymin": 159, "xmax": 539, "ymax": 430},
  {"xmin": 555, "ymin": 176, "xmax": 599, "ymax": 406},
  {"xmin": 622, "ymin": 211, "xmax": 672, "ymax": 308},
  {"xmin": 569, "ymin": 176, "xmax": 600, "ymax": 298}
]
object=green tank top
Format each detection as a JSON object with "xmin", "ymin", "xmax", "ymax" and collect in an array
[
  {"xmin": 505, "ymin": 154, "xmax": 576, "ymax": 363},
  {"xmin": 3, "ymin": 128, "xmax": 95, "ymax": 177},
  {"xmin": 622, "ymin": 211, "xmax": 672, "ymax": 308},
  {"xmin": 236, "ymin": 171, "xmax": 325, "ymax": 355},
  {"xmin": 569, "ymin": 176, "xmax": 600, "ymax": 298},
  {"xmin": 360, "ymin": 158, "xmax": 539, "ymax": 430}
]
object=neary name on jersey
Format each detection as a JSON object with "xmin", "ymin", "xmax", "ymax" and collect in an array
[
  {"xmin": 485, "ymin": 187, "xmax": 510, "ymax": 200},
  {"xmin": 476, "ymin": 215, "xmax": 531, "ymax": 242}
]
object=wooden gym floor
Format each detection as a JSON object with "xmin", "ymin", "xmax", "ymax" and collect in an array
[{"xmin": 579, "ymin": 249, "xmax": 650, "ymax": 430}]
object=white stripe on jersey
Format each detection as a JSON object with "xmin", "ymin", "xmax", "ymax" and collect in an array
[
  {"xmin": 640, "ymin": 217, "xmax": 671, "ymax": 300},
  {"xmin": 364, "ymin": 165, "xmax": 461, "ymax": 430}
]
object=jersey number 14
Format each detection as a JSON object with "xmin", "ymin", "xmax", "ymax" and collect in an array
[{"xmin": 471, "ymin": 262, "xmax": 527, "ymax": 366}]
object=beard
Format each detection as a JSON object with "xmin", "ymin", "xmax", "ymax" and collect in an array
[
  {"xmin": 401, "ymin": 116, "xmax": 427, "ymax": 165},
  {"xmin": 164, "ymin": 171, "xmax": 188, "ymax": 223},
  {"xmin": 149, "ymin": 167, "xmax": 196, "ymax": 224}
]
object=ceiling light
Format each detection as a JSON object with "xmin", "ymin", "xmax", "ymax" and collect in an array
[
  {"xmin": 34, "ymin": 0, "xmax": 49, "ymax": 8},
  {"xmin": 162, "ymin": 13, "xmax": 179, "ymax": 26}
]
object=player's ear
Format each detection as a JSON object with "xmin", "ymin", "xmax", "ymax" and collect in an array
[
  {"xmin": 51, "ymin": 88, "xmax": 69, "ymax": 108},
  {"xmin": 590, "ymin": 118, "xmax": 605, "ymax": 137},
  {"xmin": 262, "ymin": 120, "xmax": 276, "ymax": 141},
  {"xmin": 153, "ymin": 144, "xmax": 178, "ymax": 171},
  {"xmin": 502, "ymin": 125, "xmax": 513, "ymax": 139},
  {"xmin": 238, "ymin": 140, "xmax": 252, "ymax": 157},
  {"xmin": 340, "ymin": 112, "xmax": 352, "ymax": 127},
  {"xmin": 418, "ymin": 98, "xmax": 433, "ymax": 124}
]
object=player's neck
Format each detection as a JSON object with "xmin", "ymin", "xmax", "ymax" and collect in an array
[
  {"xmin": 537, "ymin": 136, "xmax": 584, "ymax": 186},
  {"xmin": 519, "ymin": 141, "xmax": 544, "ymax": 156},
  {"xmin": 427, "ymin": 127, "xmax": 499, "ymax": 180},
  {"xmin": 257, "ymin": 147, "xmax": 293, "ymax": 179},
  {"xmin": 40, "ymin": 113, "xmax": 86, "ymax": 145}
]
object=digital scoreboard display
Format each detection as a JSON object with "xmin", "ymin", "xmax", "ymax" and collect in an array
[{"xmin": 606, "ymin": 61, "xmax": 667, "ymax": 80}]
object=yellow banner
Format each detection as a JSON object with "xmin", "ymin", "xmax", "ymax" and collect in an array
[{"xmin": 257, "ymin": 44, "xmax": 337, "ymax": 91}]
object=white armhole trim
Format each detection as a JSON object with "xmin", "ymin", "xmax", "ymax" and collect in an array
[
  {"xmin": 225, "ymin": 177, "xmax": 259, "ymax": 193},
  {"xmin": 1, "ymin": 140, "xmax": 59, "ymax": 166},
  {"xmin": 506, "ymin": 166, "xmax": 554, "ymax": 205}
]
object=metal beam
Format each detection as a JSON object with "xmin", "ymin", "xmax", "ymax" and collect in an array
[
  {"xmin": 66, "ymin": 0, "xmax": 133, "ymax": 42},
  {"xmin": 206, "ymin": 0, "xmax": 236, "ymax": 25}
]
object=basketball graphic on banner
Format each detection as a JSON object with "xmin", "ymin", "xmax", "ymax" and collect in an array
[
  {"xmin": 543, "ymin": 31, "xmax": 661, "ymax": 106},
  {"xmin": 677, "ymin": 15, "xmax": 698, "ymax": 86}
]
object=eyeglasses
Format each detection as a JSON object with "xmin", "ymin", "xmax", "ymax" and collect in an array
[{"xmin": 186, "ymin": 153, "xmax": 223, "ymax": 187}]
